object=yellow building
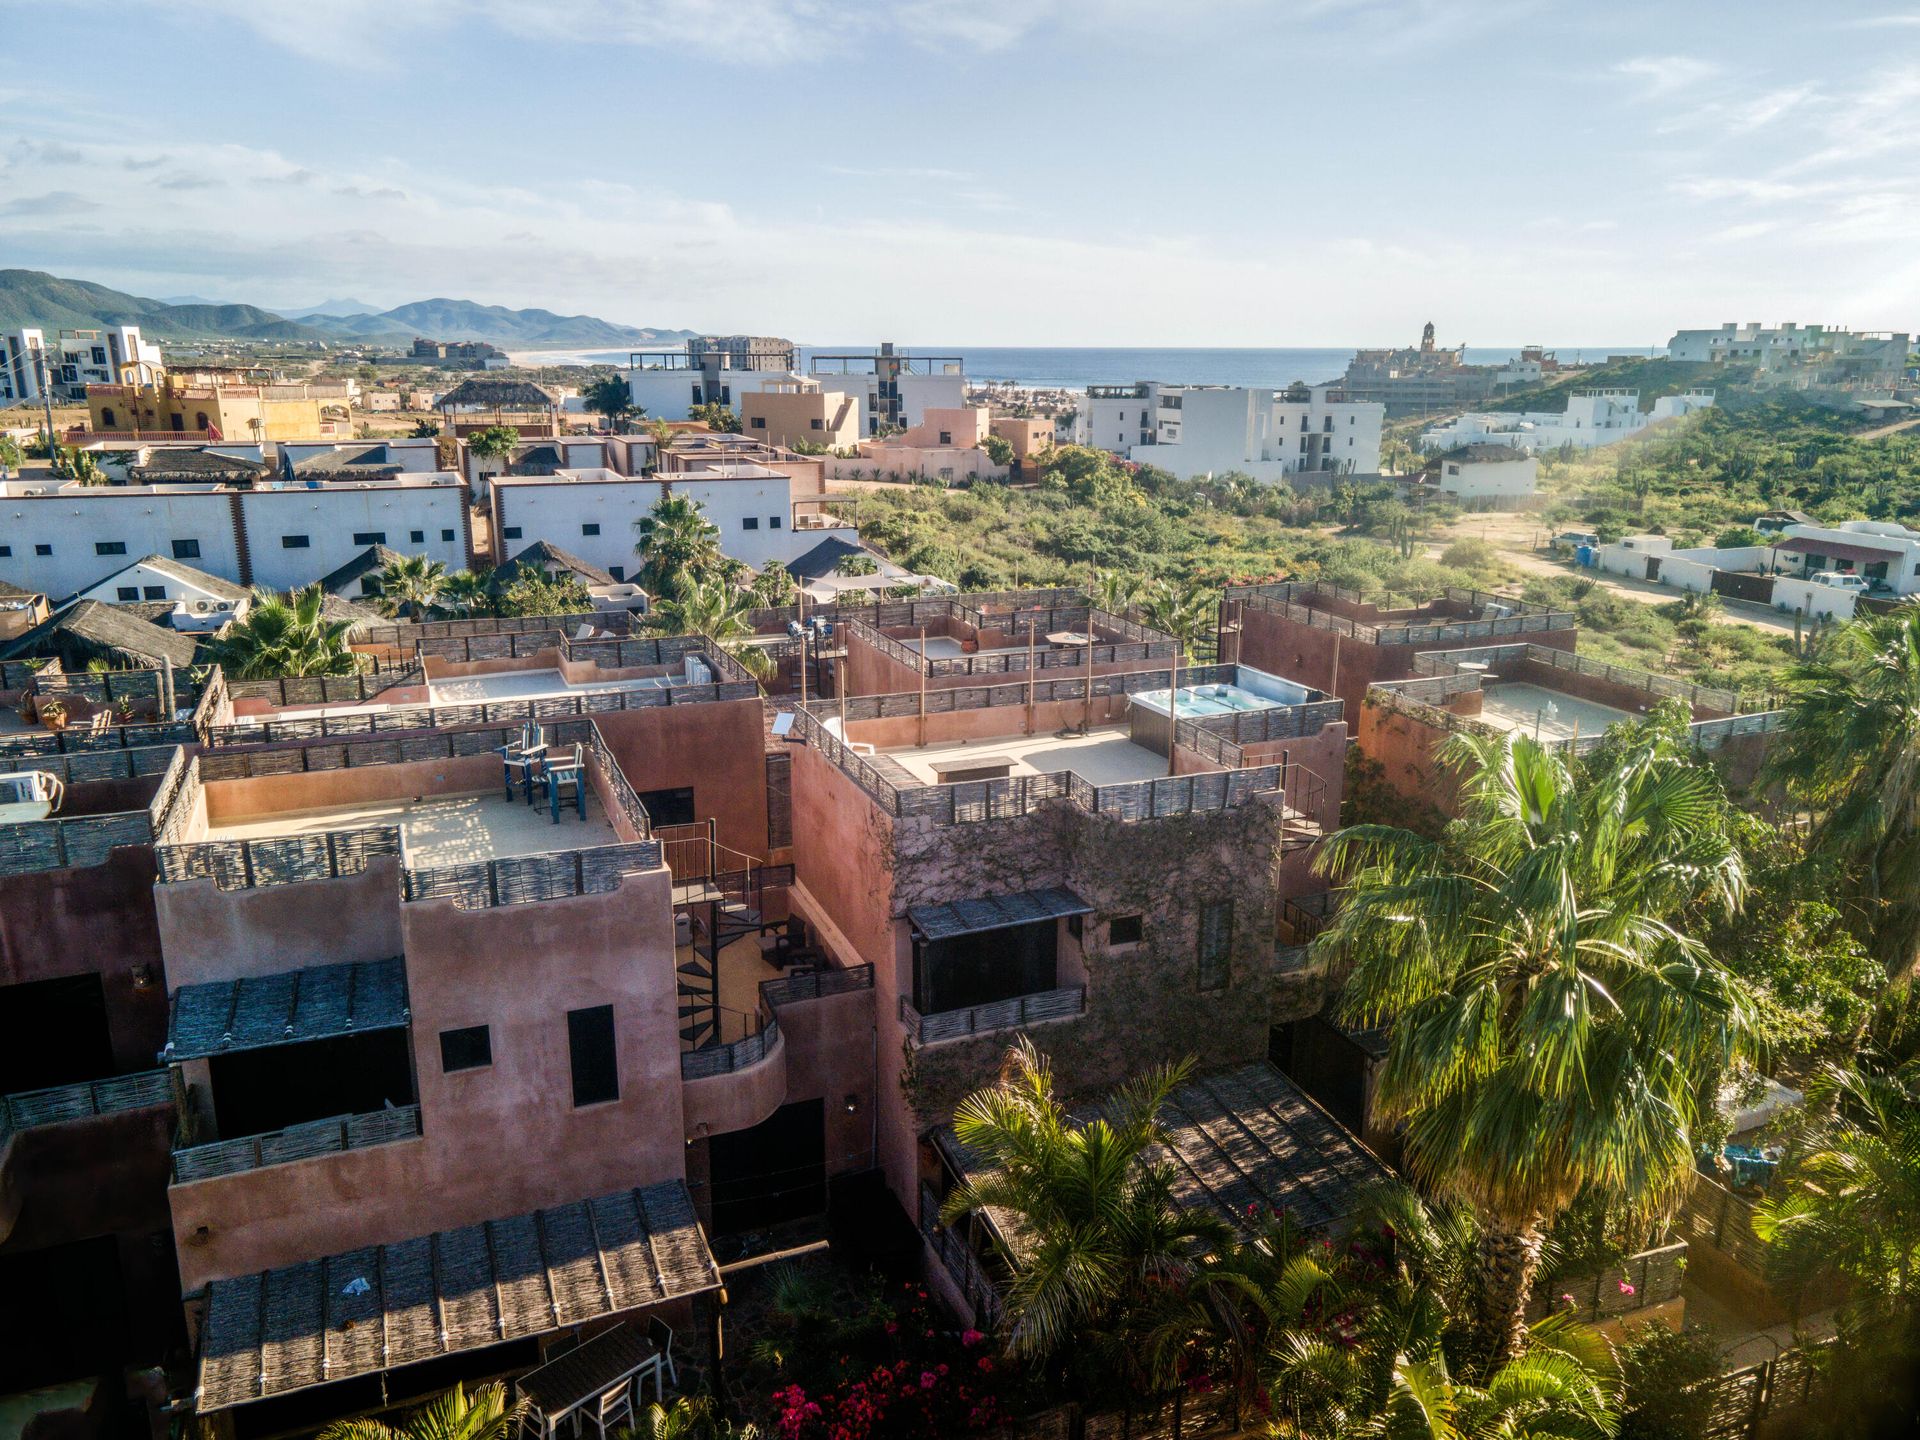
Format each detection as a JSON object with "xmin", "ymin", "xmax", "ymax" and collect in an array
[{"xmin": 86, "ymin": 369, "xmax": 333, "ymax": 443}]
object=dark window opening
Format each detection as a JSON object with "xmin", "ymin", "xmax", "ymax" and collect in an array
[
  {"xmin": 439, "ymin": 1025, "xmax": 492, "ymax": 1072},
  {"xmin": 34, "ymin": 544, "xmax": 51, "ymax": 556},
  {"xmin": 410, "ymin": 530, "xmax": 425, "ymax": 544},
  {"xmin": 0, "ymin": 974, "xmax": 114, "ymax": 1093},
  {"xmin": 95, "ymin": 541, "xmax": 126, "ymax": 556},
  {"xmin": 352, "ymin": 532, "xmax": 385, "ymax": 546},
  {"xmin": 582, "ymin": 522, "xmax": 600, "ymax": 536},
  {"xmin": 769, "ymin": 516, "xmax": 782, "ymax": 529},
  {"xmin": 913, "ymin": 918, "xmax": 1058, "ymax": 1014},
  {"xmin": 1109, "ymin": 914, "xmax": 1144, "ymax": 945},
  {"xmin": 608, "ymin": 565, "xmax": 625, "ymax": 582},
  {"xmin": 1197, "ymin": 900, "xmax": 1233, "ymax": 992},
  {"xmin": 706, "ymin": 1097, "xmax": 825, "ymax": 1236},
  {"xmin": 99, "ymin": 407, "xmax": 116, "ymax": 428},
  {"xmin": 741, "ymin": 517, "xmax": 759, "ymax": 530},
  {"xmin": 281, "ymin": 535, "xmax": 309, "ymax": 549},
  {"xmin": 116, "ymin": 586, "xmax": 140, "ymax": 601},
  {"xmin": 442, "ymin": 528, "xmax": 457, "ymax": 542},
  {"xmin": 207, "ymin": 1030, "xmax": 414, "ymax": 1141},
  {"xmin": 568, "ymin": 1005, "xmax": 618, "ymax": 1106},
  {"xmin": 637, "ymin": 785, "xmax": 696, "ymax": 827},
  {"xmin": 172, "ymin": 538, "xmax": 200, "ymax": 559},
  {"xmin": 502, "ymin": 526, "xmax": 522, "ymax": 540},
  {"xmin": 142, "ymin": 585, "xmax": 167, "ymax": 601}
]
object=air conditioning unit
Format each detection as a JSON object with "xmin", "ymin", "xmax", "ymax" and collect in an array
[{"xmin": 193, "ymin": 599, "xmax": 212, "ymax": 613}]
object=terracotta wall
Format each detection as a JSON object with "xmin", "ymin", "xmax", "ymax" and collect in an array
[
  {"xmin": 771, "ymin": 985, "xmax": 877, "ymax": 1179},
  {"xmin": 681, "ymin": 1030, "xmax": 788, "ymax": 1139},
  {"xmin": 1, "ymin": 1103, "xmax": 174, "ymax": 1253},
  {"xmin": 0, "ymin": 848, "xmax": 167, "ymax": 1078},
  {"xmin": 844, "ymin": 693, "xmax": 1133, "ymax": 750},
  {"xmin": 155, "ymin": 857, "xmax": 405, "ymax": 987},
  {"xmin": 199, "ymin": 752, "xmax": 499, "ymax": 824},
  {"xmin": 596, "ymin": 699, "xmax": 772, "ymax": 861},
  {"xmin": 171, "ymin": 866, "xmax": 686, "ymax": 1290},
  {"xmin": 1354, "ymin": 696, "xmax": 1467, "ymax": 816}
]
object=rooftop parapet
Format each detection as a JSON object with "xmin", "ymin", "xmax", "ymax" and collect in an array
[{"xmin": 1224, "ymin": 581, "xmax": 1575, "ymax": 647}]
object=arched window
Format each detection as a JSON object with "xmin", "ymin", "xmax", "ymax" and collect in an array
[{"xmin": 100, "ymin": 407, "xmax": 116, "ymax": 428}]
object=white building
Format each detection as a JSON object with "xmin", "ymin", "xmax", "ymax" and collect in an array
[
  {"xmin": 0, "ymin": 474, "xmax": 471, "ymax": 600},
  {"xmin": 807, "ymin": 343, "xmax": 967, "ymax": 435},
  {"xmin": 74, "ymin": 554, "xmax": 253, "ymax": 632},
  {"xmin": 624, "ymin": 337, "xmax": 805, "ymax": 423},
  {"xmin": 1431, "ymin": 446, "xmax": 1539, "ymax": 501},
  {"xmin": 1419, "ymin": 390, "xmax": 1716, "ymax": 454},
  {"xmin": 1, "ymin": 326, "xmax": 164, "ymax": 402},
  {"xmin": 1666, "ymin": 322, "xmax": 1911, "ymax": 380},
  {"xmin": 1072, "ymin": 381, "xmax": 1383, "ymax": 482},
  {"xmin": 489, "ymin": 465, "xmax": 858, "ymax": 584}
]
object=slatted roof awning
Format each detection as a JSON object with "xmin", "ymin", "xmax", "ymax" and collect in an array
[
  {"xmin": 937, "ymin": 1061, "xmax": 1390, "ymax": 1253},
  {"xmin": 196, "ymin": 1180, "xmax": 720, "ymax": 1411},
  {"xmin": 1770, "ymin": 536, "xmax": 1902, "ymax": 565},
  {"xmin": 165, "ymin": 958, "xmax": 409, "ymax": 1061},
  {"xmin": 908, "ymin": 886, "xmax": 1092, "ymax": 942}
]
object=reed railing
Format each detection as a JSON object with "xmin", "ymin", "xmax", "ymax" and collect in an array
[
  {"xmin": 402, "ymin": 840, "xmax": 663, "ymax": 910},
  {"xmin": 1, "ymin": 1069, "xmax": 173, "ymax": 1147},
  {"xmin": 679, "ymin": 1013, "xmax": 781, "ymax": 1080},
  {"xmin": 899, "ymin": 987, "xmax": 1086, "ymax": 1044},
  {"xmin": 171, "ymin": 1105, "xmax": 421, "ymax": 1183}
]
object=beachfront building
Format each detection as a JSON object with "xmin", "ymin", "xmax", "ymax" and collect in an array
[
  {"xmin": 1418, "ymin": 389, "xmax": 1716, "ymax": 454},
  {"xmin": 1666, "ymin": 322, "xmax": 1912, "ymax": 382},
  {"xmin": 1073, "ymin": 381, "xmax": 1383, "ymax": 482},
  {"xmin": 489, "ymin": 465, "xmax": 858, "ymax": 579},
  {"xmin": 624, "ymin": 336, "xmax": 802, "ymax": 422},
  {"xmin": 988, "ymin": 415, "xmax": 1052, "ymax": 474},
  {"xmin": 2, "ymin": 326, "xmax": 163, "ymax": 403},
  {"xmin": 1340, "ymin": 322, "xmax": 1500, "ymax": 416},
  {"xmin": 808, "ymin": 342, "xmax": 966, "ymax": 436},
  {"xmin": 0, "ymin": 474, "xmax": 472, "ymax": 601}
]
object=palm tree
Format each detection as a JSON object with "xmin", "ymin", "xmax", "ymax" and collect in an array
[
  {"xmin": 749, "ymin": 559, "xmax": 795, "ymax": 609},
  {"xmin": 205, "ymin": 584, "xmax": 362, "ymax": 680},
  {"xmin": 319, "ymin": 1382, "xmax": 528, "ymax": 1440},
  {"xmin": 939, "ymin": 1038, "xmax": 1232, "ymax": 1397},
  {"xmin": 633, "ymin": 492, "xmax": 723, "ymax": 593},
  {"xmin": 644, "ymin": 418, "xmax": 675, "ymax": 472},
  {"xmin": 465, "ymin": 424, "xmax": 519, "ymax": 484},
  {"xmin": 410, "ymin": 418, "xmax": 441, "ymax": 439},
  {"xmin": 438, "ymin": 570, "xmax": 494, "ymax": 619},
  {"xmin": 376, "ymin": 554, "xmax": 447, "ymax": 621},
  {"xmin": 1142, "ymin": 580, "xmax": 1214, "ymax": 658},
  {"xmin": 1753, "ymin": 1060, "xmax": 1920, "ymax": 1311},
  {"xmin": 1311, "ymin": 726, "xmax": 1753, "ymax": 1366},
  {"xmin": 648, "ymin": 574, "xmax": 773, "ymax": 682},
  {"xmin": 583, "ymin": 374, "xmax": 637, "ymax": 431},
  {"xmin": 1354, "ymin": 1318, "xmax": 1619, "ymax": 1440},
  {"xmin": 1763, "ymin": 602, "xmax": 1920, "ymax": 981},
  {"xmin": 1090, "ymin": 568, "xmax": 1147, "ymax": 616}
]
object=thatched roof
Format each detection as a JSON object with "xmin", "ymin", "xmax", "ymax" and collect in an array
[
  {"xmin": 436, "ymin": 378, "xmax": 558, "ymax": 411},
  {"xmin": 287, "ymin": 444, "xmax": 406, "ymax": 478},
  {"xmin": 490, "ymin": 539, "xmax": 616, "ymax": 591},
  {"xmin": 128, "ymin": 448, "xmax": 271, "ymax": 484},
  {"xmin": 195, "ymin": 1180, "xmax": 720, "ymax": 1411},
  {"xmin": 0, "ymin": 599, "xmax": 202, "ymax": 669},
  {"xmin": 787, "ymin": 535, "xmax": 877, "ymax": 580}
]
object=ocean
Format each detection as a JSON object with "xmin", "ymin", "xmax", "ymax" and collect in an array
[{"xmin": 510, "ymin": 344, "xmax": 1656, "ymax": 391}]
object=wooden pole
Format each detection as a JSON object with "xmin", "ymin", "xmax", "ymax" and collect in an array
[
  {"xmin": 1329, "ymin": 632, "xmax": 1342, "ymax": 707},
  {"xmin": 1026, "ymin": 622, "xmax": 1037, "ymax": 734},
  {"xmin": 1083, "ymin": 608, "xmax": 1094, "ymax": 734},
  {"xmin": 796, "ymin": 587, "xmax": 808, "ymax": 706},
  {"xmin": 917, "ymin": 625, "xmax": 928, "ymax": 747},
  {"xmin": 1166, "ymin": 641, "xmax": 1181, "ymax": 777}
]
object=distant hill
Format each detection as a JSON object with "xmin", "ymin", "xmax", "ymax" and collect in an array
[
  {"xmin": 277, "ymin": 297, "xmax": 381, "ymax": 320},
  {"xmin": 0, "ymin": 270, "xmax": 693, "ymax": 350}
]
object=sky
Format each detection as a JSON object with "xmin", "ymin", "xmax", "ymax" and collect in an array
[{"xmin": 1, "ymin": 1, "xmax": 1917, "ymax": 347}]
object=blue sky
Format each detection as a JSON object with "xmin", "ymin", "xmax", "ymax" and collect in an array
[{"xmin": 1, "ymin": 1, "xmax": 1916, "ymax": 346}]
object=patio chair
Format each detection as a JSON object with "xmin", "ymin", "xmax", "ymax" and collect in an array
[
  {"xmin": 546, "ymin": 743, "xmax": 586, "ymax": 823},
  {"xmin": 502, "ymin": 748, "xmax": 541, "ymax": 805},
  {"xmin": 646, "ymin": 1315, "xmax": 677, "ymax": 1399},
  {"xmin": 577, "ymin": 1380, "xmax": 632, "ymax": 1440}
]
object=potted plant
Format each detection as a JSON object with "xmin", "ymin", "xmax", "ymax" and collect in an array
[{"xmin": 39, "ymin": 698, "xmax": 68, "ymax": 732}]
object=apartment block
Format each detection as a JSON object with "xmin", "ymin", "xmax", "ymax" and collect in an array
[
  {"xmin": 738, "ymin": 381, "xmax": 861, "ymax": 450},
  {"xmin": 1074, "ymin": 381, "xmax": 1383, "ymax": 481},
  {"xmin": 624, "ymin": 338, "xmax": 800, "ymax": 422},
  {"xmin": 1419, "ymin": 389, "xmax": 1716, "ymax": 454},
  {"xmin": 1666, "ymin": 322, "xmax": 1912, "ymax": 382},
  {"xmin": 808, "ymin": 343, "xmax": 966, "ymax": 435},
  {"xmin": 0, "ymin": 475, "xmax": 473, "ymax": 601},
  {"xmin": 1, "ymin": 325, "xmax": 163, "ymax": 403},
  {"xmin": 86, "ymin": 370, "xmax": 334, "ymax": 443}
]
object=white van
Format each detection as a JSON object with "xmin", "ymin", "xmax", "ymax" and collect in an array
[{"xmin": 1810, "ymin": 571, "xmax": 1870, "ymax": 592}]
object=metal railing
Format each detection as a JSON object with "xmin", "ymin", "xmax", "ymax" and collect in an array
[
  {"xmin": 679, "ymin": 1013, "xmax": 781, "ymax": 1080},
  {"xmin": 761, "ymin": 965, "xmax": 874, "ymax": 1008},
  {"xmin": 171, "ymin": 1104, "xmax": 421, "ymax": 1182},
  {"xmin": 899, "ymin": 987, "xmax": 1086, "ymax": 1044}
]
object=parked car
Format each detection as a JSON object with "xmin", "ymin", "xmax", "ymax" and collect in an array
[{"xmin": 1810, "ymin": 570, "xmax": 1870, "ymax": 592}]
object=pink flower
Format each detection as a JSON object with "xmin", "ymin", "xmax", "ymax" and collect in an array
[
  {"xmin": 1561, "ymin": 1293, "xmax": 1577, "ymax": 1308},
  {"xmin": 884, "ymin": 1321, "xmax": 899, "ymax": 1335},
  {"xmin": 977, "ymin": 1357, "xmax": 994, "ymax": 1373},
  {"xmin": 961, "ymin": 1328, "xmax": 984, "ymax": 1347},
  {"xmin": 1618, "ymin": 1281, "xmax": 1636, "ymax": 1297},
  {"xmin": 919, "ymin": 1371, "xmax": 937, "ymax": 1390}
]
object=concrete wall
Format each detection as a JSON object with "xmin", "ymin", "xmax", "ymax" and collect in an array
[
  {"xmin": 155, "ymin": 856, "xmax": 404, "ymax": 988},
  {"xmin": 596, "ymin": 698, "xmax": 774, "ymax": 860},
  {"xmin": 1771, "ymin": 576, "xmax": 1859, "ymax": 621},
  {"xmin": 240, "ymin": 483, "xmax": 470, "ymax": 593},
  {"xmin": 170, "ymin": 866, "xmax": 685, "ymax": 1291}
]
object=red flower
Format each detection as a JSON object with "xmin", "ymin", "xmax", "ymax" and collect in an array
[
  {"xmin": 919, "ymin": 1371, "xmax": 938, "ymax": 1390},
  {"xmin": 977, "ymin": 1357, "xmax": 994, "ymax": 1373}
]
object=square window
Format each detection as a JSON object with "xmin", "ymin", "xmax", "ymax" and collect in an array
[
  {"xmin": 567, "ymin": 1005, "xmax": 618, "ymax": 1107},
  {"xmin": 95, "ymin": 541, "xmax": 126, "ymax": 556},
  {"xmin": 502, "ymin": 526, "xmax": 522, "ymax": 541},
  {"xmin": 637, "ymin": 786, "xmax": 695, "ymax": 827},
  {"xmin": 582, "ymin": 522, "xmax": 600, "ymax": 536},
  {"xmin": 750, "ymin": 417, "xmax": 767, "ymax": 429},
  {"xmin": 171, "ymin": 538, "xmax": 200, "ymax": 559},
  {"xmin": 0, "ymin": 546, "xmax": 11, "ymax": 557},
  {"xmin": 34, "ymin": 544, "xmax": 51, "ymax": 556},
  {"xmin": 742, "ymin": 517, "xmax": 759, "ymax": 530},
  {"xmin": 439, "ymin": 1025, "xmax": 492, "ymax": 1072},
  {"xmin": 352, "ymin": 531, "xmax": 385, "ymax": 547},
  {"xmin": 410, "ymin": 530, "xmax": 425, "ymax": 544},
  {"xmin": 1109, "ymin": 914, "xmax": 1144, "ymax": 945},
  {"xmin": 116, "ymin": 586, "xmax": 140, "ymax": 601},
  {"xmin": 441, "ymin": 528, "xmax": 456, "ymax": 542},
  {"xmin": 608, "ymin": 565, "xmax": 625, "ymax": 582},
  {"xmin": 143, "ymin": 585, "xmax": 167, "ymax": 601},
  {"xmin": 809, "ymin": 418, "xmax": 823, "ymax": 430},
  {"xmin": 769, "ymin": 516, "xmax": 782, "ymax": 529},
  {"xmin": 281, "ymin": 535, "xmax": 309, "ymax": 549}
]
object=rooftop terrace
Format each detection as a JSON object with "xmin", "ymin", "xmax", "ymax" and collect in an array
[
  {"xmin": 205, "ymin": 788, "xmax": 620, "ymax": 868},
  {"xmin": 1225, "ymin": 581, "xmax": 1575, "ymax": 646}
]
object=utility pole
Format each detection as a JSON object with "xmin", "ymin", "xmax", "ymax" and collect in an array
[{"xmin": 30, "ymin": 341, "xmax": 60, "ymax": 472}]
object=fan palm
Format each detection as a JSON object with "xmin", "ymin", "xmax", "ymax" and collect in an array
[
  {"xmin": 1311, "ymin": 727, "xmax": 1753, "ymax": 1366},
  {"xmin": 1753, "ymin": 1060, "xmax": 1920, "ymax": 1311},
  {"xmin": 583, "ymin": 374, "xmax": 636, "ymax": 431},
  {"xmin": 438, "ymin": 570, "xmax": 494, "ymax": 619},
  {"xmin": 376, "ymin": 554, "xmax": 447, "ymax": 621},
  {"xmin": 939, "ymin": 1039, "xmax": 1232, "ymax": 1397},
  {"xmin": 205, "ymin": 584, "xmax": 361, "ymax": 680},
  {"xmin": 1762, "ymin": 601, "xmax": 1920, "ymax": 981},
  {"xmin": 648, "ymin": 574, "xmax": 772, "ymax": 682},
  {"xmin": 1090, "ymin": 568, "xmax": 1148, "ymax": 616},
  {"xmin": 634, "ymin": 493, "xmax": 724, "ymax": 594},
  {"xmin": 319, "ymin": 1382, "xmax": 528, "ymax": 1440}
]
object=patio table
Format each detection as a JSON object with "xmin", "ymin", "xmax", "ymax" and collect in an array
[{"xmin": 516, "ymin": 1323, "xmax": 658, "ymax": 1440}]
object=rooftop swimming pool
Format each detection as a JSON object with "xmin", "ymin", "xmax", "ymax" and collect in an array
[{"xmin": 1129, "ymin": 665, "xmax": 1317, "ymax": 718}]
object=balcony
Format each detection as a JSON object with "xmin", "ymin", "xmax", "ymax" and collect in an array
[
  {"xmin": 172, "ymin": 1104, "xmax": 422, "ymax": 1182},
  {"xmin": 899, "ymin": 987, "xmax": 1086, "ymax": 1045}
]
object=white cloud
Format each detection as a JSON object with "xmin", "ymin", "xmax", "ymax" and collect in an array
[{"xmin": 1613, "ymin": 54, "xmax": 1720, "ymax": 95}]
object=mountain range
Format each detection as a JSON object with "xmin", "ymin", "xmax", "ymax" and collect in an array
[{"xmin": 0, "ymin": 270, "xmax": 694, "ymax": 349}]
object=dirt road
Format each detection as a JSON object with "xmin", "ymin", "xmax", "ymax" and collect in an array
[{"xmin": 1435, "ymin": 511, "xmax": 1801, "ymax": 637}]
